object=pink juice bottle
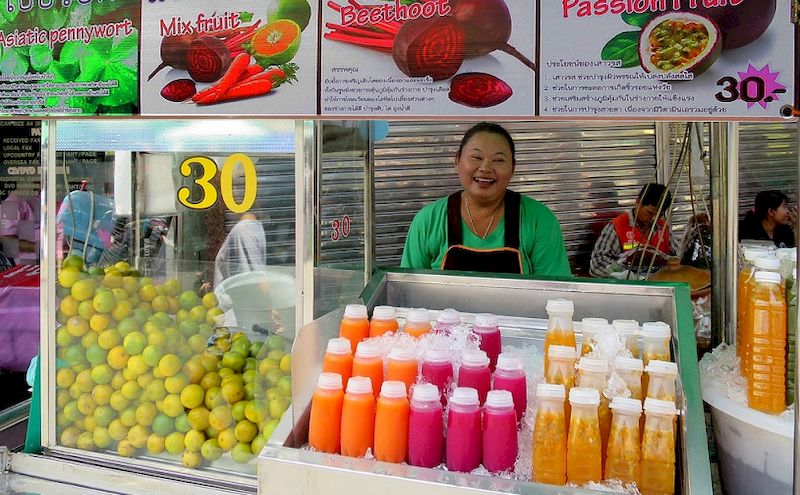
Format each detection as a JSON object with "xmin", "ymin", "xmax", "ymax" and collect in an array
[
  {"xmin": 407, "ymin": 383, "xmax": 444, "ymax": 468},
  {"xmin": 421, "ymin": 348, "xmax": 454, "ymax": 404},
  {"xmin": 492, "ymin": 352, "xmax": 527, "ymax": 423},
  {"xmin": 458, "ymin": 349, "xmax": 491, "ymax": 404},
  {"xmin": 446, "ymin": 387, "xmax": 482, "ymax": 472},
  {"xmin": 482, "ymin": 390, "xmax": 518, "ymax": 473},
  {"xmin": 473, "ymin": 313, "xmax": 502, "ymax": 371},
  {"xmin": 435, "ymin": 308, "xmax": 461, "ymax": 334}
]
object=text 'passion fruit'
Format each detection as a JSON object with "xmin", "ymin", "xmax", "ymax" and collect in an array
[{"xmin": 639, "ymin": 12, "xmax": 721, "ymax": 77}]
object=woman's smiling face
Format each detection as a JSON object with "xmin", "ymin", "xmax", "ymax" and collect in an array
[{"xmin": 455, "ymin": 131, "xmax": 515, "ymax": 205}]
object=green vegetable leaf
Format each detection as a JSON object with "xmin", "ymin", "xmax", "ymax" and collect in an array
[
  {"xmin": 67, "ymin": 4, "xmax": 92, "ymax": 28},
  {"xmin": 47, "ymin": 60, "xmax": 80, "ymax": 82},
  {"xmin": 92, "ymin": 0, "xmax": 124, "ymax": 17},
  {"xmin": 65, "ymin": 96, "xmax": 98, "ymax": 115},
  {"xmin": 621, "ymin": 12, "xmax": 653, "ymax": 28},
  {"xmin": 77, "ymin": 54, "xmax": 106, "ymax": 82},
  {"xmin": 601, "ymin": 31, "xmax": 641, "ymax": 68},
  {"xmin": 29, "ymin": 45, "xmax": 53, "ymax": 72},
  {"xmin": 108, "ymin": 31, "xmax": 138, "ymax": 69},
  {"xmin": 33, "ymin": 6, "xmax": 70, "ymax": 30},
  {"xmin": 0, "ymin": 48, "xmax": 29, "ymax": 75},
  {"xmin": 1, "ymin": 1, "xmax": 19, "ymax": 23},
  {"xmin": 85, "ymin": 37, "xmax": 114, "ymax": 57},
  {"xmin": 59, "ymin": 40, "xmax": 89, "ymax": 66},
  {"xmin": 95, "ymin": 63, "xmax": 136, "ymax": 107},
  {"xmin": 239, "ymin": 11, "xmax": 254, "ymax": 23}
]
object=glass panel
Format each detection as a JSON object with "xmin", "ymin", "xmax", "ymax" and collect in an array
[{"xmin": 52, "ymin": 120, "xmax": 297, "ymax": 475}]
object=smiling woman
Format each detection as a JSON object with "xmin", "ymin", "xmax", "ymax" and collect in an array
[{"xmin": 400, "ymin": 122, "xmax": 571, "ymax": 276}]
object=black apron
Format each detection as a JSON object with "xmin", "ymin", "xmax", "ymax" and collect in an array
[{"xmin": 441, "ymin": 190, "xmax": 523, "ymax": 274}]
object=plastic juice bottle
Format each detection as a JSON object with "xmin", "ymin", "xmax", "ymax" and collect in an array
[
  {"xmin": 604, "ymin": 397, "xmax": 642, "ymax": 485},
  {"xmin": 577, "ymin": 356, "xmax": 611, "ymax": 467},
  {"xmin": 546, "ymin": 345, "xmax": 577, "ymax": 428},
  {"xmin": 744, "ymin": 256, "xmax": 782, "ymax": 379},
  {"xmin": 352, "ymin": 340, "xmax": 384, "ymax": 399},
  {"xmin": 435, "ymin": 308, "xmax": 461, "ymax": 334},
  {"xmin": 340, "ymin": 376, "xmax": 376, "ymax": 458},
  {"xmin": 788, "ymin": 276, "xmax": 797, "ymax": 406},
  {"xmin": 473, "ymin": 313, "xmax": 502, "ymax": 371},
  {"xmin": 580, "ymin": 318, "xmax": 609, "ymax": 356},
  {"xmin": 566, "ymin": 387, "xmax": 602, "ymax": 485},
  {"xmin": 532, "ymin": 383, "xmax": 567, "ymax": 485},
  {"xmin": 614, "ymin": 357, "xmax": 644, "ymax": 400},
  {"xmin": 445, "ymin": 387, "xmax": 482, "ymax": 472},
  {"xmin": 339, "ymin": 304, "xmax": 370, "ymax": 354},
  {"xmin": 404, "ymin": 307, "xmax": 432, "ymax": 338},
  {"xmin": 407, "ymin": 383, "xmax": 443, "ymax": 468},
  {"xmin": 613, "ymin": 319, "xmax": 641, "ymax": 358},
  {"xmin": 421, "ymin": 348, "xmax": 454, "ymax": 404},
  {"xmin": 738, "ymin": 249, "xmax": 767, "ymax": 360},
  {"xmin": 641, "ymin": 321, "xmax": 672, "ymax": 395},
  {"xmin": 544, "ymin": 299, "xmax": 576, "ymax": 374},
  {"xmin": 645, "ymin": 360, "xmax": 678, "ymax": 402},
  {"xmin": 492, "ymin": 352, "xmax": 527, "ymax": 423},
  {"xmin": 386, "ymin": 346, "xmax": 418, "ymax": 395},
  {"xmin": 370, "ymin": 305, "xmax": 399, "ymax": 338},
  {"xmin": 322, "ymin": 338, "xmax": 353, "ymax": 387},
  {"xmin": 640, "ymin": 398, "xmax": 677, "ymax": 495},
  {"xmin": 482, "ymin": 390, "xmax": 518, "ymax": 474},
  {"xmin": 457, "ymin": 349, "xmax": 491, "ymax": 404},
  {"xmin": 374, "ymin": 381, "xmax": 409, "ymax": 463},
  {"xmin": 748, "ymin": 271, "xmax": 787, "ymax": 414},
  {"xmin": 308, "ymin": 372, "xmax": 345, "ymax": 454}
]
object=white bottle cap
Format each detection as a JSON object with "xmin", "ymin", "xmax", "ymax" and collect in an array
[
  {"xmin": 569, "ymin": 387, "xmax": 600, "ymax": 406},
  {"xmin": 436, "ymin": 308, "xmax": 461, "ymax": 325},
  {"xmin": 754, "ymin": 256, "xmax": 781, "ymax": 271},
  {"xmin": 615, "ymin": 357, "xmax": 644, "ymax": 373},
  {"xmin": 644, "ymin": 397, "xmax": 677, "ymax": 417},
  {"xmin": 743, "ymin": 248, "xmax": 770, "ymax": 262},
  {"xmin": 548, "ymin": 345, "xmax": 577, "ymax": 360},
  {"xmin": 580, "ymin": 318, "xmax": 609, "ymax": 335},
  {"xmin": 537, "ymin": 383, "xmax": 566, "ymax": 400},
  {"xmin": 388, "ymin": 345, "xmax": 416, "ymax": 362},
  {"xmin": 411, "ymin": 383, "xmax": 440, "ymax": 402},
  {"xmin": 346, "ymin": 376, "xmax": 373, "ymax": 395},
  {"xmin": 355, "ymin": 340, "xmax": 381, "ymax": 359},
  {"xmin": 317, "ymin": 372, "xmax": 343, "ymax": 391},
  {"xmin": 641, "ymin": 322, "xmax": 671, "ymax": 340},
  {"xmin": 645, "ymin": 360, "xmax": 678, "ymax": 377},
  {"xmin": 379, "ymin": 380, "xmax": 407, "ymax": 399},
  {"xmin": 755, "ymin": 271, "xmax": 782, "ymax": 285},
  {"xmin": 450, "ymin": 387, "xmax": 479, "ymax": 406},
  {"xmin": 577, "ymin": 356, "xmax": 609, "ymax": 374},
  {"xmin": 344, "ymin": 304, "xmax": 368, "ymax": 319},
  {"xmin": 610, "ymin": 397, "xmax": 642, "ymax": 415},
  {"xmin": 485, "ymin": 390, "xmax": 514, "ymax": 408},
  {"xmin": 372, "ymin": 305, "xmax": 397, "ymax": 321},
  {"xmin": 461, "ymin": 349, "xmax": 490, "ymax": 368},
  {"xmin": 423, "ymin": 348, "xmax": 452, "ymax": 364},
  {"xmin": 473, "ymin": 313, "xmax": 498, "ymax": 327},
  {"xmin": 612, "ymin": 319, "xmax": 640, "ymax": 336},
  {"xmin": 546, "ymin": 299, "xmax": 574, "ymax": 313},
  {"xmin": 496, "ymin": 352, "xmax": 523, "ymax": 371},
  {"xmin": 326, "ymin": 338, "xmax": 352, "ymax": 356},
  {"xmin": 406, "ymin": 307, "xmax": 430, "ymax": 324}
]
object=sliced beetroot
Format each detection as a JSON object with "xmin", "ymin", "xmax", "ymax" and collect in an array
[
  {"xmin": 448, "ymin": 72, "xmax": 512, "ymax": 108},
  {"xmin": 160, "ymin": 79, "xmax": 197, "ymax": 102},
  {"xmin": 187, "ymin": 35, "xmax": 232, "ymax": 83},
  {"xmin": 392, "ymin": 16, "xmax": 465, "ymax": 81},
  {"xmin": 148, "ymin": 34, "xmax": 195, "ymax": 81}
]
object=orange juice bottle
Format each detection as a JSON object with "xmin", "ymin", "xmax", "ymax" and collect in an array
[
  {"xmin": 404, "ymin": 308, "xmax": 432, "ymax": 338},
  {"xmin": 308, "ymin": 372, "xmax": 345, "ymax": 454},
  {"xmin": 604, "ymin": 397, "xmax": 642, "ymax": 485},
  {"xmin": 737, "ymin": 248, "xmax": 766, "ymax": 360},
  {"xmin": 352, "ymin": 340, "xmax": 384, "ymax": 398},
  {"xmin": 546, "ymin": 345, "xmax": 577, "ymax": 428},
  {"xmin": 370, "ymin": 305, "xmax": 398, "ymax": 337},
  {"xmin": 340, "ymin": 304, "xmax": 370, "ymax": 354},
  {"xmin": 322, "ymin": 338, "xmax": 353, "ymax": 387},
  {"xmin": 614, "ymin": 357, "xmax": 644, "ymax": 400},
  {"xmin": 386, "ymin": 346, "xmax": 418, "ymax": 395},
  {"xmin": 544, "ymin": 299, "xmax": 576, "ymax": 374},
  {"xmin": 640, "ymin": 398, "xmax": 677, "ymax": 495},
  {"xmin": 374, "ymin": 381, "xmax": 409, "ymax": 463},
  {"xmin": 340, "ymin": 376, "xmax": 376, "ymax": 457},
  {"xmin": 743, "ymin": 256, "xmax": 782, "ymax": 379},
  {"xmin": 532, "ymin": 383, "xmax": 567, "ymax": 485},
  {"xmin": 566, "ymin": 387, "xmax": 602, "ymax": 485},
  {"xmin": 641, "ymin": 321, "xmax": 671, "ymax": 395},
  {"xmin": 645, "ymin": 360, "xmax": 678, "ymax": 402},
  {"xmin": 579, "ymin": 318, "xmax": 608, "ymax": 356},
  {"xmin": 577, "ymin": 356, "xmax": 611, "ymax": 467},
  {"xmin": 613, "ymin": 319, "xmax": 640, "ymax": 358},
  {"xmin": 748, "ymin": 271, "xmax": 787, "ymax": 414}
]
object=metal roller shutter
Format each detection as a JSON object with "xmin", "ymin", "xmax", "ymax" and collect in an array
[
  {"xmin": 666, "ymin": 122, "xmax": 712, "ymax": 245},
  {"xmin": 738, "ymin": 123, "xmax": 799, "ymax": 217}
]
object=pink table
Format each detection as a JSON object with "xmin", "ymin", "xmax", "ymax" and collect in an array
[{"xmin": 0, "ymin": 265, "xmax": 39, "ymax": 371}]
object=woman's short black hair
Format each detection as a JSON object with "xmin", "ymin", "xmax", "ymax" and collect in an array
[
  {"xmin": 754, "ymin": 190, "xmax": 789, "ymax": 219},
  {"xmin": 457, "ymin": 122, "xmax": 516, "ymax": 162},
  {"xmin": 638, "ymin": 182, "xmax": 673, "ymax": 209}
]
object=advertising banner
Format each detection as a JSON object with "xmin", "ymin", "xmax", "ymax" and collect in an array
[
  {"xmin": 320, "ymin": 0, "xmax": 536, "ymax": 116},
  {"xmin": 539, "ymin": 0, "xmax": 796, "ymax": 119},
  {"xmin": 0, "ymin": 0, "xmax": 140, "ymax": 116},
  {"xmin": 140, "ymin": 0, "xmax": 318, "ymax": 116}
]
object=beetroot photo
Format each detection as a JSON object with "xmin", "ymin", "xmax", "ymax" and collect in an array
[{"xmin": 448, "ymin": 73, "xmax": 513, "ymax": 108}]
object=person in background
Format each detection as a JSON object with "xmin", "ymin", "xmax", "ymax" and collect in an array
[
  {"xmin": 590, "ymin": 182, "xmax": 677, "ymax": 278},
  {"xmin": 213, "ymin": 212, "xmax": 267, "ymax": 286},
  {"xmin": 739, "ymin": 190, "xmax": 796, "ymax": 248},
  {"xmin": 401, "ymin": 122, "xmax": 571, "ymax": 276}
]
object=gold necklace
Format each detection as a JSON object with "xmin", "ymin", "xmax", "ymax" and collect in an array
[{"xmin": 465, "ymin": 197, "xmax": 501, "ymax": 239}]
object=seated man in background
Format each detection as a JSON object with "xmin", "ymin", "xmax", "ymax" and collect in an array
[{"xmin": 590, "ymin": 183, "xmax": 676, "ymax": 278}]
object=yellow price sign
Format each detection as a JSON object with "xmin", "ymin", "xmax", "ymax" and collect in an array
[{"xmin": 177, "ymin": 153, "xmax": 257, "ymax": 214}]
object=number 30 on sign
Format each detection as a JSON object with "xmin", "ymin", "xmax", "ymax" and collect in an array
[{"xmin": 177, "ymin": 153, "xmax": 257, "ymax": 213}]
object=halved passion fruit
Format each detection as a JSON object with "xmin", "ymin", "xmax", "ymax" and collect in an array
[
  {"xmin": 671, "ymin": 0, "xmax": 776, "ymax": 50},
  {"xmin": 639, "ymin": 12, "xmax": 721, "ymax": 77}
]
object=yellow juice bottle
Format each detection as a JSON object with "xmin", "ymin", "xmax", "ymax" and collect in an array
[
  {"xmin": 577, "ymin": 356, "xmax": 611, "ymax": 467},
  {"xmin": 748, "ymin": 270, "xmax": 787, "ymax": 414},
  {"xmin": 737, "ymin": 248, "xmax": 766, "ymax": 362},
  {"xmin": 532, "ymin": 383, "xmax": 567, "ymax": 485},
  {"xmin": 566, "ymin": 387, "xmax": 602, "ymax": 486},
  {"xmin": 544, "ymin": 299, "xmax": 576, "ymax": 374},
  {"xmin": 546, "ymin": 345, "xmax": 577, "ymax": 429},
  {"xmin": 645, "ymin": 360, "xmax": 678, "ymax": 402},
  {"xmin": 604, "ymin": 397, "xmax": 642, "ymax": 485},
  {"xmin": 641, "ymin": 321, "xmax": 671, "ymax": 394},
  {"xmin": 613, "ymin": 319, "xmax": 641, "ymax": 358},
  {"xmin": 640, "ymin": 398, "xmax": 677, "ymax": 495},
  {"xmin": 744, "ymin": 256, "xmax": 782, "ymax": 381},
  {"xmin": 579, "ymin": 318, "xmax": 608, "ymax": 356},
  {"xmin": 614, "ymin": 357, "xmax": 644, "ymax": 400}
]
